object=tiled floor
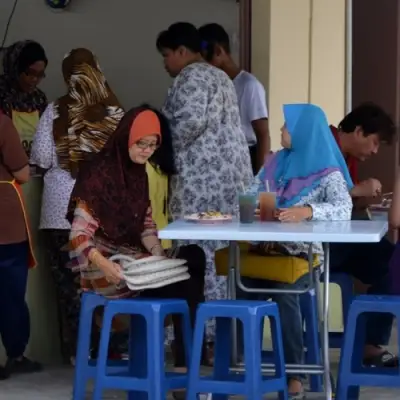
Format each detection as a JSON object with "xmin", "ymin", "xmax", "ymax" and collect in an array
[{"xmin": 1, "ymin": 355, "xmax": 400, "ymax": 399}]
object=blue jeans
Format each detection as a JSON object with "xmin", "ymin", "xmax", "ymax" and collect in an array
[
  {"xmin": 236, "ymin": 273, "xmax": 311, "ymax": 381},
  {"xmin": 330, "ymin": 238, "xmax": 394, "ymax": 347},
  {"xmin": 0, "ymin": 241, "xmax": 30, "ymax": 359}
]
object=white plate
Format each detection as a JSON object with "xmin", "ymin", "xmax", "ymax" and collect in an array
[
  {"xmin": 124, "ymin": 258, "xmax": 187, "ymax": 276},
  {"xmin": 184, "ymin": 213, "xmax": 233, "ymax": 224},
  {"xmin": 109, "ymin": 255, "xmax": 166, "ymax": 268},
  {"xmin": 369, "ymin": 205, "xmax": 390, "ymax": 212},
  {"xmin": 125, "ymin": 267, "xmax": 189, "ymax": 285},
  {"xmin": 126, "ymin": 273, "xmax": 190, "ymax": 291}
]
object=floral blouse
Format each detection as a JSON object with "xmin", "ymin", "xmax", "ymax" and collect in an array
[{"xmin": 69, "ymin": 203, "xmax": 157, "ymax": 298}]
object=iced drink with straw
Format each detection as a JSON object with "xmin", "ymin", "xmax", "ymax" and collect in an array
[{"xmin": 259, "ymin": 180, "xmax": 276, "ymax": 221}]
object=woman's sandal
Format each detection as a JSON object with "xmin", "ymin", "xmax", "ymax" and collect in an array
[
  {"xmin": 363, "ymin": 350, "xmax": 399, "ymax": 367},
  {"xmin": 172, "ymin": 391, "xmax": 186, "ymax": 400}
]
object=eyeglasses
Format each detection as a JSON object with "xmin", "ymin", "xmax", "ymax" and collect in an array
[
  {"xmin": 136, "ymin": 140, "xmax": 159, "ymax": 151},
  {"xmin": 24, "ymin": 69, "xmax": 46, "ymax": 80}
]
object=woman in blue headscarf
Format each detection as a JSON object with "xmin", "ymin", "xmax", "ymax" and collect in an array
[{"xmin": 238, "ymin": 103, "xmax": 353, "ymax": 398}]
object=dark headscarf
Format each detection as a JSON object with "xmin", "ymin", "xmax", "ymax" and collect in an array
[
  {"xmin": 0, "ymin": 40, "xmax": 48, "ymax": 117},
  {"xmin": 67, "ymin": 106, "xmax": 152, "ymax": 247},
  {"xmin": 53, "ymin": 48, "xmax": 124, "ymax": 178}
]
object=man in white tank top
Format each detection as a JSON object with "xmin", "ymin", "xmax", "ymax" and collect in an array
[{"xmin": 199, "ymin": 23, "xmax": 270, "ymax": 175}]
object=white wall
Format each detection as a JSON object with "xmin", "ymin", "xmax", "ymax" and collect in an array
[
  {"xmin": 0, "ymin": 0, "xmax": 239, "ymax": 107},
  {"xmin": 252, "ymin": 0, "xmax": 346, "ymax": 150},
  {"xmin": 0, "ymin": 0, "xmax": 239, "ymax": 363}
]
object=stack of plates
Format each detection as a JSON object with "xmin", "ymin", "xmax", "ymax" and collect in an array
[{"xmin": 110, "ymin": 255, "xmax": 190, "ymax": 290}]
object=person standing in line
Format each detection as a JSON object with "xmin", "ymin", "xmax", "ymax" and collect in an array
[
  {"xmin": 0, "ymin": 40, "xmax": 48, "ymax": 157},
  {"xmin": 30, "ymin": 48, "xmax": 125, "ymax": 365},
  {"xmin": 156, "ymin": 22, "xmax": 253, "ymax": 360},
  {"xmin": 199, "ymin": 23, "xmax": 270, "ymax": 174},
  {"xmin": 0, "ymin": 112, "xmax": 41, "ymax": 379}
]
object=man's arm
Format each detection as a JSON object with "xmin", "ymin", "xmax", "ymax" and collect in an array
[
  {"xmin": 246, "ymin": 79, "xmax": 270, "ymax": 170},
  {"xmin": 251, "ymin": 118, "xmax": 270, "ymax": 170},
  {"xmin": 350, "ymin": 178, "xmax": 382, "ymax": 199}
]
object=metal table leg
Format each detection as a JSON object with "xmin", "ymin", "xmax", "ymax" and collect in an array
[
  {"xmin": 228, "ymin": 242, "xmax": 238, "ymax": 365},
  {"xmin": 225, "ymin": 241, "xmax": 332, "ymax": 400},
  {"xmin": 322, "ymin": 242, "xmax": 332, "ymax": 400}
]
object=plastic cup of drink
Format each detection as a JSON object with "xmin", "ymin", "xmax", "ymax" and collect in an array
[
  {"xmin": 259, "ymin": 192, "xmax": 276, "ymax": 221},
  {"xmin": 239, "ymin": 194, "xmax": 257, "ymax": 223}
]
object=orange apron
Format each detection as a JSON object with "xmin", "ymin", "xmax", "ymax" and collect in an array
[{"xmin": 0, "ymin": 180, "xmax": 37, "ymax": 268}]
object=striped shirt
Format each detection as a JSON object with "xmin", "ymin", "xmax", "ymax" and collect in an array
[{"xmin": 69, "ymin": 202, "xmax": 157, "ymax": 298}]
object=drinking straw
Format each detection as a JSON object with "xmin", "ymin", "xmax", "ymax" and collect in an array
[{"xmin": 265, "ymin": 180, "xmax": 270, "ymax": 192}]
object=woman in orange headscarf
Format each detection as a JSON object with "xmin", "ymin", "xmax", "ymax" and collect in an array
[{"xmin": 67, "ymin": 106, "xmax": 206, "ymax": 381}]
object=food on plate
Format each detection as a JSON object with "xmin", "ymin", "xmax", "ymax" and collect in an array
[
  {"xmin": 184, "ymin": 211, "xmax": 232, "ymax": 221},
  {"xmin": 196, "ymin": 211, "xmax": 228, "ymax": 219}
]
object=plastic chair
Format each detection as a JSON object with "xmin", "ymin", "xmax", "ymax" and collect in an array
[
  {"xmin": 187, "ymin": 300, "xmax": 288, "ymax": 400},
  {"xmin": 72, "ymin": 292, "xmax": 192, "ymax": 400},
  {"xmin": 336, "ymin": 295, "xmax": 400, "ymax": 399},
  {"xmin": 73, "ymin": 292, "xmax": 129, "ymax": 399}
]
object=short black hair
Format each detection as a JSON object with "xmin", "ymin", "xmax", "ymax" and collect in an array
[
  {"xmin": 339, "ymin": 102, "xmax": 396, "ymax": 144},
  {"xmin": 198, "ymin": 23, "xmax": 231, "ymax": 62},
  {"xmin": 156, "ymin": 22, "xmax": 201, "ymax": 54}
]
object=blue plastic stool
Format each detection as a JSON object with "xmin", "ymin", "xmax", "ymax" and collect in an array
[
  {"xmin": 187, "ymin": 300, "xmax": 288, "ymax": 399},
  {"xmin": 336, "ymin": 295, "xmax": 400, "ymax": 399},
  {"xmin": 73, "ymin": 292, "xmax": 130, "ymax": 399},
  {"xmin": 92, "ymin": 297, "xmax": 192, "ymax": 400}
]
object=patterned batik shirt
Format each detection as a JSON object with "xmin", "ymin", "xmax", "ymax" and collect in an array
[{"xmin": 162, "ymin": 62, "xmax": 253, "ymax": 220}]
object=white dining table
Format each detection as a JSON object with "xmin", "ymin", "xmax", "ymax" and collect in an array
[{"xmin": 159, "ymin": 219, "xmax": 388, "ymax": 400}]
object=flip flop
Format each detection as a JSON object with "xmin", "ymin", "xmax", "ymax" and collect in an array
[{"xmin": 363, "ymin": 350, "xmax": 399, "ymax": 367}]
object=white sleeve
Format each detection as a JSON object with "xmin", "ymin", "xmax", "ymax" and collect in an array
[
  {"xmin": 30, "ymin": 103, "xmax": 54, "ymax": 169},
  {"xmin": 244, "ymin": 79, "xmax": 269, "ymax": 122}
]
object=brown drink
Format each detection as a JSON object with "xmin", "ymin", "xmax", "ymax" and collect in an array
[{"xmin": 259, "ymin": 192, "xmax": 276, "ymax": 221}]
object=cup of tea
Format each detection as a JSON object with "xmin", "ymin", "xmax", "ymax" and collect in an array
[
  {"xmin": 259, "ymin": 191, "xmax": 276, "ymax": 221},
  {"xmin": 239, "ymin": 193, "xmax": 257, "ymax": 224}
]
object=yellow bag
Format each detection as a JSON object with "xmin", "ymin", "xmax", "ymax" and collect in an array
[{"xmin": 215, "ymin": 242, "xmax": 320, "ymax": 284}]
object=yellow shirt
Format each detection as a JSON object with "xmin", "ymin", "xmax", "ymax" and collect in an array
[{"xmin": 146, "ymin": 163, "xmax": 171, "ymax": 249}]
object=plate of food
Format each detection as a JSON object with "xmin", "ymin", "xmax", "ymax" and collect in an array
[
  {"xmin": 370, "ymin": 196, "xmax": 392, "ymax": 212},
  {"xmin": 184, "ymin": 211, "xmax": 233, "ymax": 224}
]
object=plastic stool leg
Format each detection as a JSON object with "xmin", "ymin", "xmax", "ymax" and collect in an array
[
  {"xmin": 92, "ymin": 307, "xmax": 114, "ymax": 400},
  {"xmin": 336, "ymin": 384, "xmax": 360, "ymax": 400},
  {"xmin": 181, "ymin": 309, "xmax": 194, "ymax": 368},
  {"xmin": 147, "ymin": 313, "xmax": 165, "ymax": 400},
  {"xmin": 128, "ymin": 314, "xmax": 148, "ymax": 400},
  {"xmin": 270, "ymin": 313, "xmax": 288, "ymax": 400},
  {"xmin": 212, "ymin": 317, "xmax": 232, "ymax": 400},
  {"xmin": 72, "ymin": 294, "xmax": 101, "ymax": 400},
  {"xmin": 243, "ymin": 315, "xmax": 263, "ymax": 399},
  {"xmin": 187, "ymin": 315, "xmax": 206, "ymax": 400},
  {"xmin": 336, "ymin": 309, "xmax": 363, "ymax": 400}
]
